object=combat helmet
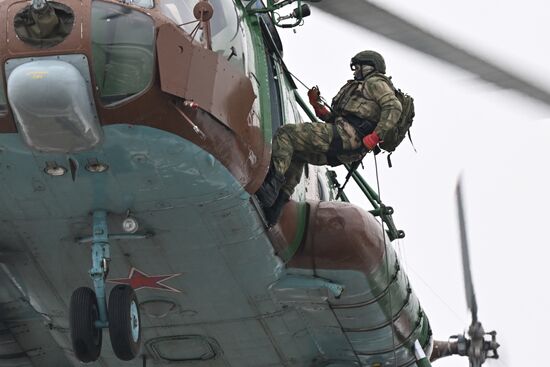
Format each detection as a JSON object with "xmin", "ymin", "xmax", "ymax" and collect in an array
[{"xmin": 351, "ymin": 50, "xmax": 386, "ymax": 74}]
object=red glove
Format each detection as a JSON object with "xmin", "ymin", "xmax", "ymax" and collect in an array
[
  {"xmin": 307, "ymin": 86, "xmax": 321, "ymax": 106},
  {"xmin": 314, "ymin": 105, "xmax": 331, "ymax": 120},
  {"xmin": 362, "ymin": 132, "xmax": 380, "ymax": 150},
  {"xmin": 308, "ymin": 86, "xmax": 331, "ymax": 120}
]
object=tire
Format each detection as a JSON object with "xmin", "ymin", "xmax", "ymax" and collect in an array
[
  {"xmin": 108, "ymin": 285, "xmax": 141, "ymax": 360},
  {"xmin": 69, "ymin": 287, "xmax": 102, "ymax": 362}
]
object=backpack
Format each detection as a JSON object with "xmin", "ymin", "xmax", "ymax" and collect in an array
[{"xmin": 377, "ymin": 76, "xmax": 415, "ymax": 153}]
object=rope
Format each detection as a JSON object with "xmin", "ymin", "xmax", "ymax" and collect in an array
[
  {"xmin": 407, "ymin": 266, "xmax": 466, "ymax": 325},
  {"xmin": 285, "ymin": 69, "xmax": 331, "ymax": 106},
  {"xmin": 286, "ymin": 69, "xmax": 310, "ymax": 90},
  {"xmin": 373, "ymin": 154, "xmax": 398, "ymax": 367}
]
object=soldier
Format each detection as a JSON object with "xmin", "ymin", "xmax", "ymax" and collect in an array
[{"xmin": 256, "ymin": 50, "xmax": 403, "ymax": 225}]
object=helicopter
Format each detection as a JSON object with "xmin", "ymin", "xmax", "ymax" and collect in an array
[{"xmin": 0, "ymin": 0, "xmax": 545, "ymax": 366}]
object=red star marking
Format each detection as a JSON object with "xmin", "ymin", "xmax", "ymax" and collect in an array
[{"xmin": 107, "ymin": 267, "xmax": 183, "ymax": 293}]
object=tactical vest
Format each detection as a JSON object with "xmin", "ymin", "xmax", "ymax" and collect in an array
[
  {"xmin": 331, "ymin": 78, "xmax": 379, "ymax": 137},
  {"xmin": 331, "ymin": 73, "xmax": 415, "ymax": 153}
]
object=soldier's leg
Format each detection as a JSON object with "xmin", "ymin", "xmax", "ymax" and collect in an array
[
  {"xmin": 281, "ymin": 159, "xmax": 305, "ymax": 197},
  {"xmin": 255, "ymin": 126, "xmax": 300, "ymax": 207},
  {"xmin": 257, "ymin": 122, "xmax": 335, "ymax": 210},
  {"xmin": 263, "ymin": 159, "xmax": 303, "ymax": 226},
  {"xmin": 334, "ymin": 120, "xmax": 367, "ymax": 164},
  {"xmin": 336, "ymin": 119, "xmax": 363, "ymax": 151},
  {"xmin": 271, "ymin": 122, "xmax": 334, "ymax": 176}
]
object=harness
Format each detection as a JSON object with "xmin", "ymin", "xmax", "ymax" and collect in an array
[
  {"xmin": 330, "ymin": 76, "xmax": 378, "ymax": 135},
  {"xmin": 326, "ymin": 76, "xmax": 378, "ymax": 166},
  {"xmin": 325, "ymin": 117, "xmax": 374, "ymax": 166},
  {"xmin": 343, "ymin": 114, "xmax": 377, "ymax": 137}
]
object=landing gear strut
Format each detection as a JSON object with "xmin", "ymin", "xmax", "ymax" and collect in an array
[{"xmin": 69, "ymin": 210, "xmax": 145, "ymax": 362}]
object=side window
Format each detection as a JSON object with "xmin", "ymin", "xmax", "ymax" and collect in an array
[
  {"xmin": 317, "ymin": 172, "xmax": 328, "ymax": 201},
  {"xmin": 265, "ymin": 50, "xmax": 283, "ymax": 136},
  {"xmin": 91, "ymin": 1, "xmax": 155, "ymax": 106},
  {"xmin": 0, "ymin": 69, "xmax": 6, "ymax": 114},
  {"xmin": 276, "ymin": 63, "xmax": 302, "ymax": 124},
  {"xmin": 291, "ymin": 96, "xmax": 303, "ymax": 123}
]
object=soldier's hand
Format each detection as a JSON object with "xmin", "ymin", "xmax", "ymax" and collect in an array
[
  {"xmin": 362, "ymin": 132, "xmax": 380, "ymax": 151},
  {"xmin": 307, "ymin": 86, "xmax": 321, "ymax": 106}
]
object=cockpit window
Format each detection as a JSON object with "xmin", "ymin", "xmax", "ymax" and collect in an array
[
  {"xmin": 159, "ymin": 0, "xmax": 243, "ymax": 68},
  {"xmin": 0, "ymin": 69, "xmax": 6, "ymax": 114},
  {"xmin": 91, "ymin": 1, "xmax": 155, "ymax": 106},
  {"xmin": 158, "ymin": 0, "xmax": 198, "ymax": 32},
  {"xmin": 126, "ymin": 0, "xmax": 153, "ymax": 9},
  {"xmin": 159, "ymin": 0, "xmax": 235, "ymax": 39}
]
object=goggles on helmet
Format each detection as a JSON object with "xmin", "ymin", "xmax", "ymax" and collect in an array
[{"xmin": 350, "ymin": 61, "xmax": 375, "ymax": 71}]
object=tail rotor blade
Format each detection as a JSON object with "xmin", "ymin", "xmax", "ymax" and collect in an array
[
  {"xmin": 456, "ymin": 178, "xmax": 478, "ymax": 323},
  {"xmin": 431, "ymin": 179, "xmax": 500, "ymax": 366}
]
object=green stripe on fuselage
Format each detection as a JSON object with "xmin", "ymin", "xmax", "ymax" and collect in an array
[
  {"xmin": 279, "ymin": 202, "xmax": 308, "ymax": 262},
  {"xmin": 237, "ymin": 1, "xmax": 273, "ymax": 142}
]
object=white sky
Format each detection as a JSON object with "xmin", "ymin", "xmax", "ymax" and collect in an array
[{"xmin": 279, "ymin": 1, "xmax": 550, "ymax": 366}]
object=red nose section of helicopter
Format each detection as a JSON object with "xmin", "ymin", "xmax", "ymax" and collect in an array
[{"xmin": 6, "ymin": 56, "xmax": 102, "ymax": 153}]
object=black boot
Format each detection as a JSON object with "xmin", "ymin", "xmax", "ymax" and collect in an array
[
  {"xmin": 263, "ymin": 192, "xmax": 290, "ymax": 227},
  {"xmin": 255, "ymin": 165, "xmax": 285, "ymax": 208}
]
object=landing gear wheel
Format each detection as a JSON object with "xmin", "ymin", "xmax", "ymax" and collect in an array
[
  {"xmin": 69, "ymin": 287, "xmax": 102, "ymax": 362},
  {"xmin": 108, "ymin": 285, "xmax": 141, "ymax": 360}
]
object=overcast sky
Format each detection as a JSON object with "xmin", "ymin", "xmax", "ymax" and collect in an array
[{"xmin": 279, "ymin": 1, "xmax": 550, "ymax": 366}]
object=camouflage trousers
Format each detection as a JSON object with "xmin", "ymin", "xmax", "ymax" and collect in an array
[{"xmin": 272, "ymin": 118, "xmax": 366, "ymax": 196}]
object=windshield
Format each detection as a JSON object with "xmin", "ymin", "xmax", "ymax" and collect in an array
[
  {"xmin": 158, "ymin": 0, "xmax": 243, "ymax": 69},
  {"xmin": 129, "ymin": 0, "xmax": 153, "ymax": 9},
  {"xmin": 91, "ymin": 1, "xmax": 155, "ymax": 106}
]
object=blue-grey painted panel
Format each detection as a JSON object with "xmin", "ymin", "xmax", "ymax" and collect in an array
[
  {"xmin": 0, "ymin": 125, "xmax": 429, "ymax": 366},
  {"xmin": 0, "ymin": 125, "xmax": 323, "ymax": 366}
]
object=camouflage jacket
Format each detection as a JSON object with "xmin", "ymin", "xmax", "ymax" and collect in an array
[{"xmin": 328, "ymin": 72, "xmax": 403, "ymax": 141}]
